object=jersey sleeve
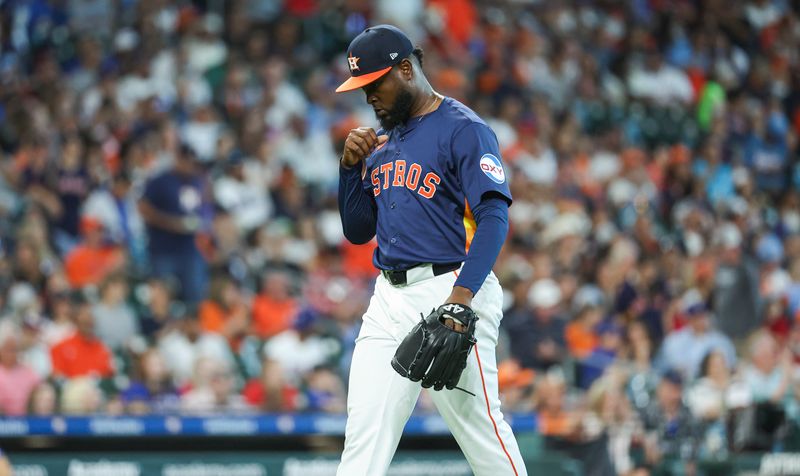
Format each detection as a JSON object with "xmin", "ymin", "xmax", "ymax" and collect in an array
[
  {"xmin": 339, "ymin": 163, "xmax": 377, "ymax": 244},
  {"xmin": 452, "ymin": 123, "xmax": 512, "ymax": 207}
]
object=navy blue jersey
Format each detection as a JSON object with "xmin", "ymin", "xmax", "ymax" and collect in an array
[
  {"xmin": 142, "ymin": 171, "xmax": 211, "ymax": 255},
  {"xmin": 354, "ymin": 97, "xmax": 511, "ymax": 270}
]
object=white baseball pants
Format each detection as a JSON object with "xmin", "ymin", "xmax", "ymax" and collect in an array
[{"xmin": 337, "ymin": 266, "xmax": 527, "ymax": 476}]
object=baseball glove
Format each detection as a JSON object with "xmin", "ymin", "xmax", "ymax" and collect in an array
[{"xmin": 391, "ymin": 303, "xmax": 479, "ymax": 391}]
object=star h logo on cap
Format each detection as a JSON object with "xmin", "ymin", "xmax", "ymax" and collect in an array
[{"xmin": 348, "ymin": 53, "xmax": 360, "ymax": 72}]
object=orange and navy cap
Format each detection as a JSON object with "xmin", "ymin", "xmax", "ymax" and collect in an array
[{"xmin": 335, "ymin": 25, "xmax": 414, "ymax": 93}]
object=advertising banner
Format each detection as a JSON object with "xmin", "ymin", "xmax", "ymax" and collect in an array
[{"xmin": 9, "ymin": 452, "xmax": 474, "ymax": 476}]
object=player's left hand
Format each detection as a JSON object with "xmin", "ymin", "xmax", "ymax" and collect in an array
[{"xmin": 442, "ymin": 286, "xmax": 474, "ymax": 332}]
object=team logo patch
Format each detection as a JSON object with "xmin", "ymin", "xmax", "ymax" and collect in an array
[
  {"xmin": 479, "ymin": 154, "xmax": 505, "ymax": 184},
  {"xmin": 178, "ymin": 186, "xmax": 201, "ymax": 211},
  {"xmin": 348, "ymin": 53, "xmax": 360, "ymax": 72}
]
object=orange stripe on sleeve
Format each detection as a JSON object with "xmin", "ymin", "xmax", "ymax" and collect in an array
[{"xmin": 463, "ymin": 199, "xmax": 476, "ymax": 253}]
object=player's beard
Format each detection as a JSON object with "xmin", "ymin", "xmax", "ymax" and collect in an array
[{"xmin": 376, "ymin": 87, "xmax": 414, "ymax": 131}]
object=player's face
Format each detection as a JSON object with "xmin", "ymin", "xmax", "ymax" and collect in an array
[{"xmin": 362, "ymin": 62, "xmax": 414, "ymax": 131}]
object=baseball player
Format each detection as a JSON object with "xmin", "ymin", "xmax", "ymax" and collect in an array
[{"xmin": 335, "ymin": 25, "xmax": 527, "ymax": 475}]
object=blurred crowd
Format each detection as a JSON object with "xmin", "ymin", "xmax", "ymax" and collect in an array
[{"xmin": 0, "ymin": 0, "xmax": 800, "ymax": 473}]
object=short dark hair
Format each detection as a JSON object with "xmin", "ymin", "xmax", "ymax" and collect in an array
[
  {"xmin": 412, "ymin": 47, "xmax": 424, "ymax": 68},
  {"xmin": 178, "ymin": 143, "xmax": 198, "ymax": 160}
]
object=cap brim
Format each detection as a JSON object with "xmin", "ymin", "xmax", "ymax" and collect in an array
[{"xmin": 335, "ymin": 66, "xmax": 393, "ymax": 93}]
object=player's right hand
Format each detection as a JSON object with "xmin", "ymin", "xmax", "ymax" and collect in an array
[{"xmin": 342, "ymin": 127, "xmax": 388, "ymax": 168}]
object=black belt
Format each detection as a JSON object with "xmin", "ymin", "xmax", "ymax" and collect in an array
[{"xmin": 381, "ymin": 262, "xmax": 461, "ymax": 286}]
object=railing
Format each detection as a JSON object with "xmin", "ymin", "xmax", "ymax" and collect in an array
[{"xmin": 0, "ymin": 412, "xmax": 537, "ymax": 437}]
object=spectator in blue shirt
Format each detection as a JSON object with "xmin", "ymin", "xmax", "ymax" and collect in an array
[
  {"xmin": 578, "ymin": 320, "xmax": 624, "ymax": 389},
  {"xmin": 121, "ymin": 348, "xmax": 179, "ymax": 414},
  {"xmin": 82, "ymin": 170, "xmax": 147, "ymax": 273},
  {"xmin": 656, "ymin": 300, "xmax": 736, "ymax": 381},
  {"xmin": 744, "ymin": 103, "xmax": 790, "ymax": 194},
  {"xmin": 692, "ymin": 140, "xmax": 734, "ymax": 206},
  {"xmin": 505, "ymin": 278, "xmax": 567, "ymax": 371},
  {"xmin": 138, "ymin": 144, "xmax": 212, "ymax": 305}
]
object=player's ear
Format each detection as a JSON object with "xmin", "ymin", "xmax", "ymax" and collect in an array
[{"xmin": 398, "ymin": 58, "xmax": 414, "ymax": 81}]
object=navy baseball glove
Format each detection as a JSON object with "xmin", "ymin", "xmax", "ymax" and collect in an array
[{"xmin": 391, "ymin": 303, "xmax": 478, "ymax": 392}]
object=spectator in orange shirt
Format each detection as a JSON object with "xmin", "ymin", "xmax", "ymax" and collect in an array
[
  {"xmin": 64, "ymin": 216, "xmax": 125, "ymax": 288},
  {"xmin": 341, "ymin": 240, "xmax": 378, "ymax": 281},
  {"xmin": 565, "ymin": 304, "xmax": 603, "ymax": 360},
  {"xmin": 252, "ymin": 271, "xmax": 297, "ymax": 339},
  {"xmin": 535, "ymin": 372, "xmax": 617, "ymax": 475},
  {"xmin": 50, "ymin": 299, "xmax": 114, "ymax": 379},
  {"xmin": 199, "ymin": 274, "xmax": 249, "ymax": 347},
  {"xmin": 428, "ymin": 0, "xmax": 477, "ymax": 46},
  {"xmin": 535, "ymin": 372, "xmax": 583, "ymax": 439},
  {"xmin": 497, "ymin": 359, "xmax": 535, "ymax": 411}
]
